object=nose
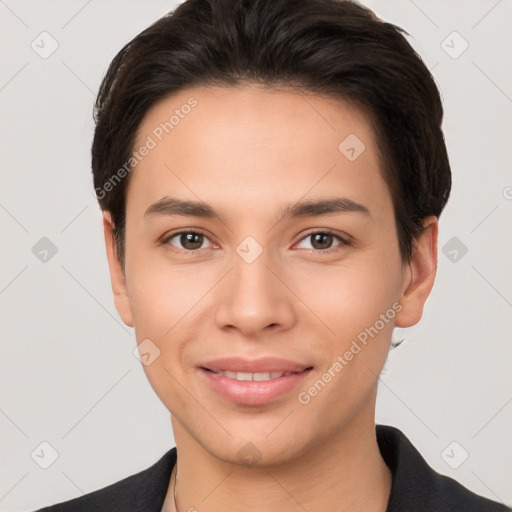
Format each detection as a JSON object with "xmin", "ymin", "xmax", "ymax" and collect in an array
[{"xmin": 214, "ymin": 244, "xmax": 297, "ymax": 337}]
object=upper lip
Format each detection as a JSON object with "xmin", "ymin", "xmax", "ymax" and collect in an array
[{"xmin": 200, "ymin": 357, "xmax": 312, "ymax": 373}]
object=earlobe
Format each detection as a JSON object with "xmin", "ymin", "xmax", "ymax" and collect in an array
[
  {"xmin": 102, "ymin": 211, "xmax": 134, "ymax": 328},
  {"xmin": 394, "ymin": 216, "xmax": 438, "ymax": 328}
]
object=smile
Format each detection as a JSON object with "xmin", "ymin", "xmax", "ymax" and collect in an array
[
  {"xmin": 200, "ymin": 367, "xmax": 313, "ymax": 406},
  {"xmin": 206, "ymin": 369, "xmax": 300, "ymax": 381}
]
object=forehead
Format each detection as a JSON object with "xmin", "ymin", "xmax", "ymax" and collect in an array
[
  {"xmin": 134, "ymin": 84, "xmax": 377, "ymax": 154},
  {"xmin": 127, "ymin": 84, "xmax": 390, "ymax": 222}
]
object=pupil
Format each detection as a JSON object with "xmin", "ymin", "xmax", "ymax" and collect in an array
[
  {"xmin": 312, "ymin": 233, "xmax": 332, "ymax": 250},
  {"xmin": 182, "ymin": 233, "xmax": 203, "ymax": 250}
]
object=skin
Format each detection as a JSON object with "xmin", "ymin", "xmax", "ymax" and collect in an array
[{"xmin": 102, "ymin": 84, "xmax": 438, "ymax": 512}]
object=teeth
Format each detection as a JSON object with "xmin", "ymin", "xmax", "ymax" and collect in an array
[
  {"xmin": 215, "ymin": 370, "xmax": 294, "ymax": 381},
  {"xmin": 253, "ymin": 372, "xmax": 271, "ymax": 381}
]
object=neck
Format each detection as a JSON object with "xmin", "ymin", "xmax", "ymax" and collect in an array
[{"xmin": 167, "ymin": 394, "xmax": 392, "ymax": 512}]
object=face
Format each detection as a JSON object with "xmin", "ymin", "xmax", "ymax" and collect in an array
[{"xmin": 103, "ymin": 84, "xmax": 437, "ymax": 465}]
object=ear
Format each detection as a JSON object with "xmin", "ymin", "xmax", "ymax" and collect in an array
[
  {"xmin": 394, "ymin": 216, "xmax": 438, "ymax": 328},
  {"xmin": 102, "ymin": 211, "xmax": 134, "ymax": 328}
]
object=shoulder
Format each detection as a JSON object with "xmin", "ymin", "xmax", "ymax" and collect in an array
[
  {"xmin": 32, "ymin": 447, "xmax": 176, "ymax": 512},
  {"xmin": 376, "ymin": 424, "xmax": 511, "ymax": 512}
]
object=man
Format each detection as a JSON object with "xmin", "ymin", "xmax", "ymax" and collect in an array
[{"xmin": 35, "ymin": 0, "xmax": 511, "ymax": 510}]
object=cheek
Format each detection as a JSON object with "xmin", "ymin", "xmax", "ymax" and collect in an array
[
  {"xmin": 293, "ymin": 269, "xmax": 399, "ymax": 418},
  {"xmin": 126, "ymin": 263, "xmax": 216, "ymax": 391},
  {"xmin": 127, "ymin": 267, "xmax": 198, "ymax": 411},
  {"xmin": 126, "ymin": 257, "xmax": 211, "ymax": 335},
  {"xmin": 296, "ymin": 254, "xmax": 401, "ymax": 335},
  {"xmin": 289, "ymin": 249, "xmax": 402, "ymax": 382}
]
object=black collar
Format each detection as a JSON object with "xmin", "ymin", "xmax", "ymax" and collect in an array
[
  {"xmin": 133, "ymin": 424, "xmax": 509, "ymax": 511},
  {"xmin": 45, "ymin": 424, "xmax": 508, "ymax": 511},
  {"xmin": 376, "ymin": 424, "xmax": 509, "ymax": 511}
]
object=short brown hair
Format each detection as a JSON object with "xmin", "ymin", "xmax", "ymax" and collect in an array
[{"xmin": 92, "ymin": 0, "xmax": 451, "ymax": 270}]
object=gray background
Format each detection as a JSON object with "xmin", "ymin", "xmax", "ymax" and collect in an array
[{"xmin": 1, "ymin": 0, "xmax": 511, "ymax": 510}]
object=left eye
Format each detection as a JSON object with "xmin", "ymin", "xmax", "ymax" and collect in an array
[
  {"xmin": 165, "ymin": 232, "xmax": 213, "ymax": 251},
  {"xmin": 295, "ymin": 232, "xmax": 346, "ymax": 251}
]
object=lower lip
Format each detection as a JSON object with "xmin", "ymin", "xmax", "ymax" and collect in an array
[{"xmin": 199, "ymin": 368, "xmax": 312, "ymax": 406}]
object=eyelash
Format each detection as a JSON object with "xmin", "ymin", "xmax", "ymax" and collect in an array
[{"xmin": 160, "ymin": 229, "xmax": 351, "ymax": 255}]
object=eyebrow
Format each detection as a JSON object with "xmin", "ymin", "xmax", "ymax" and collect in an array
[{"xmin": 143, "ymin": 196, "xmax": 371, "ymax": 221}]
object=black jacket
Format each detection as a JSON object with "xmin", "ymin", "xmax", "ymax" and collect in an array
[{"xmin": 34, "ymin": 424, "xmax": 511, "ymax": 511}]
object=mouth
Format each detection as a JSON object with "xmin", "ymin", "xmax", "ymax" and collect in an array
[
  {"xmin": 198, "ymin": 365, "xmax": 313, "ymax": 406},
  {"xmin": 201, "ymin": 368, "xmax": 311, "ymax": 381}
]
